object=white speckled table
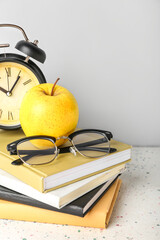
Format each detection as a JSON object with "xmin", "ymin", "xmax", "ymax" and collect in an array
[{"xmin": 0, "ymin": 147, "xmax": 160, "ymax": 240}]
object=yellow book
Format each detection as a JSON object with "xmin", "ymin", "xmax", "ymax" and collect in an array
[
  {"xmin": 0, "ymin": 129, "xmax": 131, "ymax": 192},
  {"xmin": 0, "ymin": 178, "xmax": 122, "ymax": 228}
]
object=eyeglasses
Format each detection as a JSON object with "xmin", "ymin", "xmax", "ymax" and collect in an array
[{"xmin": 7, "ymin": 129, "xmax": 117, "ymax": 166}]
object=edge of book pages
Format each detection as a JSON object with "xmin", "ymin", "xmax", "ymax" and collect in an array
[
  {"xmin": 0, "ymin": 175, "xmax": 119, "ymax": 217},
  {"xmin": 44, "ymin": 150, "xmax": 131, "ymax": 191},
  {"xmin": 59, "ymin": 164, "xmax": 126, "ymax": 207},
  {"xmin": 0, "ymin": 179, "xmax": 122, "ymax": 228},
  {"xmin": 0, "ymin": 164, "xmax": 125, "ymax": 209}
]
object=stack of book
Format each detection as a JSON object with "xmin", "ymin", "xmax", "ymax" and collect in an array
[{"xmin": 0, "ymin": 129, "xmax": 131, "ymax": 228}]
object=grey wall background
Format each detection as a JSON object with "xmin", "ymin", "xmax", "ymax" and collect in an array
[{"xmin": 0, "ymin": 0, "xmax": 160, "ymax": 146}]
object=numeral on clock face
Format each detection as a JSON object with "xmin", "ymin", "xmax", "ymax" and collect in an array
[
  {"xmin": 0, "ymin": 109, "xmax": 2, "ymax": 118},
  {"xmin": 5, "ymin": 67, "xmax": 11, "ymax": 77},
  {"xmin": 23, "ymin": 79, "xmax": 32, "ymax": 86},
  {"xmin": 8, "ymin": 111, "xmax": 13, "ymax": 120}
]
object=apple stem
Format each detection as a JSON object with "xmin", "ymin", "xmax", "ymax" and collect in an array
[{"xmin": 51, "ymin": 78, "xmax": 60, "ymax": 96}]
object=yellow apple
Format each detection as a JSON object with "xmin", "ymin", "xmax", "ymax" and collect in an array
[{"xmin": 20, "ymin": 80, "xmax": 79, "ymax": 147}]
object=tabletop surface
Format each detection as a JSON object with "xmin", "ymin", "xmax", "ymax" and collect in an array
[{"xmin": 0, "ymin": 147, "xmax": 159, "ymax": 240}]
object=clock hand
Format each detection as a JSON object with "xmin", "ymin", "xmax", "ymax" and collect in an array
[
  {"xmin": 9, "ymin": 70, "xmax": 21, "ymax": 94},
  {"xmin": 5, "ymin": 68, "xmax": 10, "ymax": 91},
  {"xmin": 0, "ymin": 86, "xmax": 8, "ymax": 94}
]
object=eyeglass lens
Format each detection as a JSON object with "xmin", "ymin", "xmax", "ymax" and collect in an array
[
  {"xmin": 17, "ymin": 138, "xmax": 57, "ymax": 165},
  {"xmin": 72, "ymin": 132, "xmax": 110, "ymax": 157}
]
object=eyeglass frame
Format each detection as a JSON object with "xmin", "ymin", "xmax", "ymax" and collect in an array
[{"xmin": 7, "ymin": 129, "xmax": 117, "ymax": 166}]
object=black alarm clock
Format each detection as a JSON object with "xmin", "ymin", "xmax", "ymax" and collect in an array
[{"xmin": 0, "ymin": 24, "xmax": 46, "ymax": 130}]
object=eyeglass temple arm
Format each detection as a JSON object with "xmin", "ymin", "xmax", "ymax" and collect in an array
[
  {"xmin": 11, "ymin": 144, "xmax": 115, "ymax": 156},
  {"xmin": 12, "ymin": 145, "xmax": 116, "ymax": 157},
  {"xmin": 11, "ymin": 145, "xmax": 117, "ymax": 166},
  {"xmin": 60, "ymin": 137, "xmax": 117, "ymax": 153},
  {"xmin": 11, "ymin": 149, "xmax": 56, "ymax": 165},
  {"xmin": 9, "ymin": 137, "xmax": 110, "ymax": 155},
  {"xmin": 60, "ymin": 146, "xmax": 117, "ymax": 153},
  {"xmin": 10, "ymin": 138, "xmax": 117, "ymax": 165},
  {"xmin": 71, "ymin": 138, "xmax": 109, "ymax": 148}
]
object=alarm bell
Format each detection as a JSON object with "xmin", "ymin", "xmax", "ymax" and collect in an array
[
  {"xmin": 15, "ymin": 40, "xmax": 46, "ymax": 63},
  {"xmin": 0, "ymin": 23, "xmax": 46, "ymax": 63}
]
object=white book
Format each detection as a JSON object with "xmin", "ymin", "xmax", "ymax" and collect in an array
[{"xmin": 0, "ymin": 164, "xmax": 125, "ymax": 209}]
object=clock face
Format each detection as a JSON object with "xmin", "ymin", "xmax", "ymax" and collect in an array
[{"xmin": 0, "ymin": 61, "xmax": 41, "ymax": 129}]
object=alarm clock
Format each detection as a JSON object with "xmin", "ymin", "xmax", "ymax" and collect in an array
[{"xmin": 0, "ymin": 24, "xmax": 46, "ymax": 130}]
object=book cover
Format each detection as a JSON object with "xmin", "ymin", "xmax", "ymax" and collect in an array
[
  {"xmin": 0, "ymin": 129, "xmax": 131, "ymax": 192},
  {"xmin": 0, "ymin": 164, "xmax": 125, "ymax": 208},
  {"xmin": 0, "ymin": 175, "xmax": 119, "ymax": 217},
  {"xmin": 0, "ymin": 178, "xmax": 122, "ymax": 228}
]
